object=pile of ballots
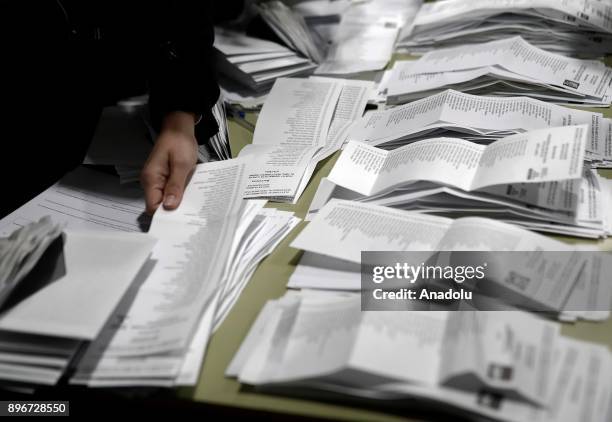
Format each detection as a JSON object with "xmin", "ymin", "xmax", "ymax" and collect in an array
[
  {"xmin": 290, "ymin": 199, "xmax": 612, "ymax": 321},
  {"xmin": 0, "ymin": 159, "xmax": 300, "ymax": 387},
  {"xmin": 230, "ymin": 290, "xmax": 612, "ymax": 422},
  {"xmin": 386, "ymin": 36, "xmax": 612, "ymax": 107},
  {"xmin": 343, "ymin": 89, "xmax": 612, "ymax": 168},
  {"xmin": 240, "ymin": 76, "xmax": 373, "ymax": 203},
  {"xmin": 70, "ymin": 159, "xmax": 300, "ymax": 387},
  {"xmin": 214, "ymin": 28, "xmax": 317, "ymax": 107},
  {"xmin": 308, "ymin": 125, "xmax": 612, "ymax": 238},
  {"xmin": 0, "ymin": 217, "xmax": 155, "ymax": 386},
  {"xmin": 397, "ymin": 0, "xmax": 612, "ymax": 58}
]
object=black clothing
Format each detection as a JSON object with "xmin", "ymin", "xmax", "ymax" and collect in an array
[{"xmin": 0, "ymin": 1, "xmax": 219, "ymax": 218}]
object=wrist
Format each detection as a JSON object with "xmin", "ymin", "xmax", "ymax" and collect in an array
[{"xmin": 161, "ymin": 111, "xmax": 197, "ymax": 136}]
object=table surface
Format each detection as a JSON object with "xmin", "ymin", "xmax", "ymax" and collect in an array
[{"xmin": 178, "ymin": 60, "xmax": 612, "ymax": 421}]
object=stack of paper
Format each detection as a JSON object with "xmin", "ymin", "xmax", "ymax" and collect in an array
[
  {"xmin": 386, "ymin": 36, "xmax": 612, "ymax": 107},
  {"xmin": 229, "ymin": 290, "xmax": 612, "ymax": 422},
  {"xmin": 256, "ymin": 1, "xmax": 325, "ymax": 63},
  {"xmin": 70, "ymin": 158, "xmax": 300, "ymax": 387},
  {"xmin": 241, "ymin": 76, "xmax": 373, "ymax": 203},
  {"xmin": 397, "ymin": 0, "xmax": 612, "ymax": 58},
  {"xmin": 0, "ymin": 224, "xmax": 156, "ymax": 386},
  {"xmin": 0, "ymin": 163, "xmax": 299, "ymax": 386},
  {"xmin": 309, "ymin": 126, "xmax": 612, "ymax": 238},
  {"xmin": 214, "ymin": 28, "xmax": 317, "ymax": 108},
  {"xmin": 343, "ymin": 89, "xmax": 612, "ymax": 168},
  {"xmin": 289, "ymin": 199, "xmax": 612, "ymax": 319},
  {"xmin": 315, "ymin": 0, "xmax": 422, "ymax": 75},
  {"xmin": 207, "ymin": 96, "xmax": 232, "ymax": 161}
]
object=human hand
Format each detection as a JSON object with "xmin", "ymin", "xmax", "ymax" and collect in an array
[{"xmin": 140, "ymin": 111, "xmax": 198, "ymax": 215}]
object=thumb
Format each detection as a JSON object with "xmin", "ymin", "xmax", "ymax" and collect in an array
[{"xmin": 163, "ymin": 160, "xmax": 193, "ymax": 210}]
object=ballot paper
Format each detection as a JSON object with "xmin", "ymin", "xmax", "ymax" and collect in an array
[
  {"xmin": 398, "ymin": 0, "xmax": 612, "ymax": 58},
  {"xmin": 96, "ymin": 159, "xmax": 249, "ymax": 357},
  {"xmin": 237, "ymin": 304, "xmax": 611, "ymax": 422},
  {"xmin": 345, "ymin": 88, "xmax": 612, "ymax": 167},
  {"xmin": 329, "ymin": 126, "xmax": 587, "ymax": 197},
  {"xmin": 244, "ymin": 77, "xmax": 372, "ymax": 202},
  {"xmin": 231, "ymin": 291, "xmax": 612, "ymax": 421},
  {"xmin": 315, "ymin": 22, "xmax": 399, "ymax": 75},
  {"xmin": 231, "ymin": 291, "xmax": 564, "ymax": 407},
  {"xmin": 312, "ymin": 0, "xmax": 421, "ymax": 75},
  {"xmin": 0, "ymin": 167, "xmax": 149, "ymax": 236},
  {"xmin": 71, "ymin": 159, "xmax": 300, "ymax": 387},
  {"xmin": 387, "ymin": 36, "xmax": 612, "ymax": 106},
  {"xmin": 307, "ymin": 165, "xmax": 612, "ymax": 239},
  {"xmin": 291, "ymin": 199, "xmax": 604, "ymax": 313}
]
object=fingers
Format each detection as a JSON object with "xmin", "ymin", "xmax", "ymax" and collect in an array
[
  {"xmin": 141, "ymin": 166, "xmax": 166, "ymax": 215},
  {"xmin": 162, "ymin": 158, "xmax": 194, "ymax": 210},
  {"xmin": 141, "ymin": 127, "xmax": 198, "ymax": 215}
]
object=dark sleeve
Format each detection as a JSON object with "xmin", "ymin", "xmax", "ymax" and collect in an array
[{"xmin": 147, "ymin": 1, "xmax": 220, "ymax": 139}]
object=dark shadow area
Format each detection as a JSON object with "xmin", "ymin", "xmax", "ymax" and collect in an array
[{"xmin": 0, "ymin": 235, "xmax": 66, "ymax": 313}]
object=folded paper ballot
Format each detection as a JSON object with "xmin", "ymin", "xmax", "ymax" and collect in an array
[
  {"xmin": 387, "ymin": 36, "xmax": 612, "ymax": 106},
  {"xmin": 230, "ymin": 290, "xmax": 612, "ymax": 422},
  {"xmin": 343, "ymin": 89, "xmax": 612, "ymax": 167},
  {"xmin": 307, "ymin": 168, "xmax": 612, "ymax": 239},
  {"xmin": 330, "ymin": 125, "xmax": 588, "ymax": 197},
  {"xmin": 397, "ymin": 0, "xmax": 612, "ymax": 58},
  {"xmin": 237, "ymin": 294, "xmax": 560, "ymax": 406},
  {"xmin": 243, "ymin": 77, "xmax": 372, "ymax": 203}
]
